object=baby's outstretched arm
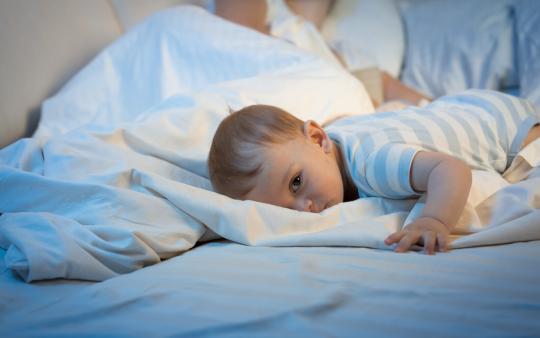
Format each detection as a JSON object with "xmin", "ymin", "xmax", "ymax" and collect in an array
[{"xmin": 384, "ymin": 151, "xmax": 472, "ymax": 254}]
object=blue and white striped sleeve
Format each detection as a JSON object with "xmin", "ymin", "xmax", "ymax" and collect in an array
[{"xmin": 364, "ymin": 144, "xmax": 424, "ymax": 199}]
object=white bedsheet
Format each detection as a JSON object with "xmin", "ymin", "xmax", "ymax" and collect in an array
[
  {"xmin": 1, "ymin": 240, "xmax": 539, "ymax": 337},
  {"xmin": 1, "ymin": 6, "xmax": 539, "ymax": 283}
]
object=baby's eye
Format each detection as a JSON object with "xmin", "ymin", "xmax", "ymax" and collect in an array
[{"xmin": 290, "ymin": 173, "xmax": 302, "ymax": 193}]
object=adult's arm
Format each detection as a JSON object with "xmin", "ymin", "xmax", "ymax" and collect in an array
[
  {"xmin": 382, "ymin": 71, "xmax": 432, "ymax": 105},
  {"xmin": 214, "ymin": 0, "xmax": 269, "ymax": 34}
]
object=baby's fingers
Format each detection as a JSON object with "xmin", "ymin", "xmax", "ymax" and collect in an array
[
  {"xmin": 437, "ymin": 233, "xmax": 448, "ymax": 252},
  {"xmin": 423, "ymin": 232, "xmax": 436, "ymax": 255},
  {"xmin": 395, "ymin": 233, "xmax": 420, "ymax": 253},
  {"xmin": 384, "ymin": 231, "xmax": 406, "ymax": 245}
]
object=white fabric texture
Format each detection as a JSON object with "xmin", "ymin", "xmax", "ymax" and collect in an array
[
  {"xmin": 0, "ymin": 5, "xmax": 373, "ymax": 282},
  {"xmin": 322, "ymin": 0, "xmax": 405, "ymax": 77},
  {"xmin": 0, "ymin": 5, "xmax": 539, "ymax": 283},
  {"xmin": 1, "ymin": 241, "xmax": 539, "ymax": 337},
  {"xmin": 267, "ymin": 0, "xmax": 342, "ymax": 67},
  {"xmin": 34, "ymin": 5, "xmax": 371, "ymax": 143},
  {"xmin": 399, "ymin": 0, "xmax": 517, "ymax": 98}
]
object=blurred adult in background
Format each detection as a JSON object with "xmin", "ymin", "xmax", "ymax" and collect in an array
[{"xmin": 214, "ymin": 0, "xmax": 431, "ymax": 108}]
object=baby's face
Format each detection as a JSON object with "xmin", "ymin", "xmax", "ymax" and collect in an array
[{"xmin": 244, "ymin": 133, "xmax": 344, "ymax": 213}]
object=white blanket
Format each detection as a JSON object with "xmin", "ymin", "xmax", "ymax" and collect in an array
[{"xmin": 0, "ymin": 6, "xmax": 539, "ymax": 282}]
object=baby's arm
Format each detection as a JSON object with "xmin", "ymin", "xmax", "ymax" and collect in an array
[{"xmin": 384, "ymin": 151, "xmax": 472, "ymax": 254}]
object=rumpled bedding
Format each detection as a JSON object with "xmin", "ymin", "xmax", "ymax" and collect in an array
[{"xmin": 0, "ymin": 6, "xmax": 539, "ymax": 282}]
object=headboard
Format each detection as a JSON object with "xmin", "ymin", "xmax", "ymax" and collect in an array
[{"xmin": 0, "ymin": 0, "xmax": 207, "ymax": 148}]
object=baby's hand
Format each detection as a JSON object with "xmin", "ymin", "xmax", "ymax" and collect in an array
[{"xmin": 384, "ymin": 217, "xmax": 449, "ymax": 255}]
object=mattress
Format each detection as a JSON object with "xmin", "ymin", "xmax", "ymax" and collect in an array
[{"xmin": 1, "ymin": 240, "xmax": 539, "ymax": 337}]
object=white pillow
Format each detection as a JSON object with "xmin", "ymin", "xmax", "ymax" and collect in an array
[
  {"xmin": 321, "ymin": 0, "xmax": 405, "ymax": 77},
  {"xmin": 515, "ymin": 0, "xmax": 540, "ymax": 107},
  {"xmin": 399, "ymin": 0, "xmax": 517, "ymax": 98}
]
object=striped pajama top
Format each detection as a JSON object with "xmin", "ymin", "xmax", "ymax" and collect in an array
[{"xmin": 325, "ymin": 90, "xmax": 540, "ymax": 199}]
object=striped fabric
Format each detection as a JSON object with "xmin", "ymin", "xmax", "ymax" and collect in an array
[{"xmin": 326, "ymin": 90, "xmax": 540, "ymax": 199}]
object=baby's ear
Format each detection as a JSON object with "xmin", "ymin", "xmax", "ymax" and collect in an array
[{"xmin": 303, "ymin": 120, "xmax": 331, "ymax": 152}]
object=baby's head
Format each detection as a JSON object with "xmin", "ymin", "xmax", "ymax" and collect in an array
[{"xmin": 208, "ymin": 105, "xmax": 344, "ymax": 212}]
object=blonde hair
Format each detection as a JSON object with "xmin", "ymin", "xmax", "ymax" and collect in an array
[{"xmin": 208, "ymin": 105, "xmax": 304, "ymax": 198}]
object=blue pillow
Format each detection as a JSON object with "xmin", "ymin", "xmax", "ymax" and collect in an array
[
  {"xmin": 515, "ymin": 0, "xmax": 540, "ymax": 107},
  {"xmin": 399, "ymin": 0, "xmax": 517, "ymax": 98}
]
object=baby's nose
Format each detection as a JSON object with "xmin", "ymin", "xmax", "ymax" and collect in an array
[{"xmin": 300, "ymin": 199, "xmax": 316, "ymax": 213}]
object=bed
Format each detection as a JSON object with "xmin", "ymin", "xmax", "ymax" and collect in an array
[{"xmin": 1, "ymin": 1, "xmax": 539, "ymax": 337}]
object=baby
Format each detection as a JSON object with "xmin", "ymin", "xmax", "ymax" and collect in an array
[{"xmin": 208, "ymin": 90, "xmax": 540, "ymax": 254}]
